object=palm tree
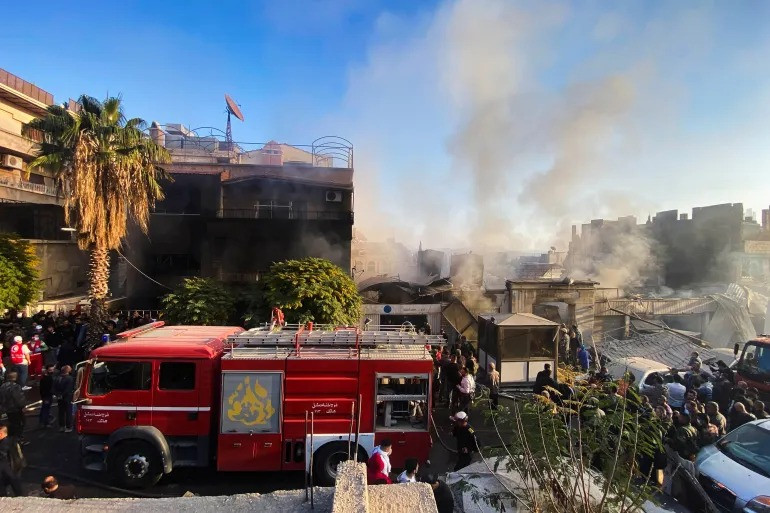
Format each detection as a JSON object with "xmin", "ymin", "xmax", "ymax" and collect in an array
[{"xmin": 25, "ymin": 95, "xmax": 171, "ymax": 349}]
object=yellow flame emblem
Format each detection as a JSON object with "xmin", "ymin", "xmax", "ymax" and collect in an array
[{"xmin": 227, "ymin": 376, "xmax": 276, "ymax": 426}]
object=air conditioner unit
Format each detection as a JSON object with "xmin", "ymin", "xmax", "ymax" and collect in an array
[
  {"xmin": 1, "ymin": 154, "xmax": 24, "ymax": 171},
  {"xmin": 325, "ymin": 190, "xmax": 343, "ymax": 202}
]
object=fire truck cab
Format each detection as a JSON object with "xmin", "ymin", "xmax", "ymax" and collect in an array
[
  {"xmin": 77, "ymin": 322, "xmax": 444, "ymax": 488},
  {"xmin": 735, "ymin": 335, "xmax": 770, "ymax": 400}
]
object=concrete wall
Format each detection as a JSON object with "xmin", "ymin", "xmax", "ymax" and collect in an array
[
  {"xmin": 29, "ymin": 240, "xmax": 88, "ymax": 299},
  {"xmin": 505, "ymin": 281, "xmax": 596, "ymax": 342}
]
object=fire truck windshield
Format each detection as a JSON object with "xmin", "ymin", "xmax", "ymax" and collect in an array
[
  {"xmin": 88, "ymin": 360, "xmax": 152, "ymax": 395},
  {"xmin": 740, "ymin": 342, "xmax": 770, "ymax": 380}
]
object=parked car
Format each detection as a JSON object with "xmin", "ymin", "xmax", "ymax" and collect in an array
[
  {"xmin": 695, "ymin": 419, "xmax": 770, "ymax": 512},
  {"xmin": 606, "ymin": 357, "xmax": 670, "ymax": 393}
]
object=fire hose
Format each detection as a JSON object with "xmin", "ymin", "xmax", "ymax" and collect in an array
[{"xmin": 428, "ymin": 412, "xmax": 458, "ymax": 454}]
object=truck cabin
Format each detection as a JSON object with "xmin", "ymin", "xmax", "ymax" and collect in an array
[
  {"xmin": 477, "ymin": 313, "xmax": 559, "ymax": 388},
  {"xmin": 77, "ymin": 323, "xmax": 243, "ymax": 487},
  {"xmin": 736, "ymin": 336, "xmax": 770, "ymax": 395}
]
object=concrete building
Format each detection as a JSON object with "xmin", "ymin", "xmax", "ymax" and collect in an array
[
  {"xmin": 566, "ymin": 203, "xmax": 770, "ymax": 289},
  {"xmin": 126, "ymin": 127, "xmax": 354, "ymax": 307},
  {"xmin": 501, "ymin": 279, "xmax": 598, "ymax": 341},
  {"xmin": 350, "ymin": 229, "xmax": 416, "ymax": 282},
  {"xmin": 0, "ymin": 68, "xmax": 88, "ymax": 303}
]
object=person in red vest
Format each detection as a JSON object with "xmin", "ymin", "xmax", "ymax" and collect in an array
[
  {"xmin": 366, "ymin": 439, "xmax": 393, "ymax": 484},
  {"xmin": 9, "ymin": 336, "xmax": 31, "ymax": 390},
  {"xmin": 28, "ymin": 335, "xmax": 47, "ymax": 378},
  {"xmin": 269, "ymin": 307, "xmax": 285, "ymax": 331}
]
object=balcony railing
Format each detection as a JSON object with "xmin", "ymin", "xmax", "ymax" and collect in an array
[
  {"xmin": 0, "ymin": 176, "xmax": 58, "ymax": 196},
  {"xmin": 217, "ymin": 208, "xmax": 353, "ymax": 222}
]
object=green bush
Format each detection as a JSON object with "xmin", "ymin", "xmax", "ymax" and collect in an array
[
  {"xmin": 262, "ymin": 257, "xmax": 361, "ymax": 326},
  {"xmin": 161, "ymin": 277, "xmax": 235, "ymax": 325},
  {"xmin": 0, "ymin": 233, "xmax": 42, "ymax": 311}
]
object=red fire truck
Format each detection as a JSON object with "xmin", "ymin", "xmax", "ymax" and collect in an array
[
  {"xmin": 76, "ymin": 322, "xmax": 444, "ymax": 488},
  {"xmin": 734, "ymin": 335, "xmax": 770, "ymax": 400}
]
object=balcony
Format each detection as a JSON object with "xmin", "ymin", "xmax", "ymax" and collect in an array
[
  {"xmin": 0, "ymin": 175, "xmax": 58, "ymax": 197},
  {"xmin": 217, "ymin": 208, "xmax": 353, "ymax": 222}
]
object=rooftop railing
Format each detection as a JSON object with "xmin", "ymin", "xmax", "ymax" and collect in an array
[
  {"xmin": 151, "ymin": 125, "xmax": 353, "ymax": 168},
  {"xmin": 0, "ymin": 68, "xmax": 54, "ymax": 105}
]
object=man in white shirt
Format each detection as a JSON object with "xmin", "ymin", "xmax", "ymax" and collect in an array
[
  {"xmin": 397, "ymin": 458, "xmax": 419, "ymax": 483},
  {"xmin": 456, "ymin": 368, "xmax": 475, "ymax": 413},
  {"xmin": 666, "ymin": 370, "xmax": 686, "ymax": 410}
]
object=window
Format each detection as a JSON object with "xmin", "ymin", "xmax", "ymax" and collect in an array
[
  {"xmin": 740, "ymin": 342, "xmax": 770, "ymax": 378},
  {"xmin": 88, "ymin": 361, "xmax": 151, "ymax": 395},
  {"xmin": 500, "ymin": 329, "xmax": 528, "ymax": 359},
  {"xmin": 159, "ymin": 362, "xmax": 196, "ymax": 390},
  {"xmin": 375, "ymin": 374, "xmax": 429, "ymax": 431},
  {"xmin": 529, "ymin": 329, "xmax": 555, "ymax": 358}
]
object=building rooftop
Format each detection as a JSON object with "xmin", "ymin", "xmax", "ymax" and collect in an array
[
  {"xmin": 479, "ymin": 312, "xmax": 558, "ymax": 327},
  {"xmin": 0, "ymin": 68, "xmax": 53, "ymax": 116}
]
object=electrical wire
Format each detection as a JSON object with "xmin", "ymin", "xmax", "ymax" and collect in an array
[{"xmin": 116, "ymin": 248, "xmax": 173, "ymax": 290}]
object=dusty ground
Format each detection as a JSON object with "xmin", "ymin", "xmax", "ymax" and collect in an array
[
  {"xmin": 0, "ymin": 488, "xmax": 334, "ymax": 512},
  {"xmin": 368, "ymin": 484, "xmax": 439, "ymax": 513}
]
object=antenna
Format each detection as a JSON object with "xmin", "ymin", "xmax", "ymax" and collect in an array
[{"xmin": 224, "ymin": 94, "xmax": 244, "ymax": 148}]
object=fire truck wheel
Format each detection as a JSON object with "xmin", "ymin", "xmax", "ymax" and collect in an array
[
  {"xmin": 313, "ymin": 443, "xmax": 368, "ymax": 487},
  {"xmin": 109, "ymin": 440, "xmax": 164, "ymax": 489}
]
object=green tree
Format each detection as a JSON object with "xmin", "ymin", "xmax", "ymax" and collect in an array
[
  {"xmin": 161, "ymin": 277, "xmax": 236, "ymax": 325},
  {"xmin": 26, "ymin": 96, "xmax": 170, "ymax": 349},
  {"xmin": 471, "ymin": 383, "xmax": 660, "ymax": 512},
  {"xmin": 262, "ymin": 257, "xmax": 361, "ymax": 325},
  {"xmin": 0, "ymin": 233, "xmax": 42, "ymax": 311}
]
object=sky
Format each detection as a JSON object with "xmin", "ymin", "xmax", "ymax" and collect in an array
[{"xmin": 2, "ymin": 0, "xmax": 770, "ymax": 251}]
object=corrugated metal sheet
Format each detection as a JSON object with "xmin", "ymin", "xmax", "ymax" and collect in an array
[
  {"xmin": 594, "ymin": 298, "xmax": 717, "ymax": 316},
  {"xmin": 598, "ymin": 331, "xmax": 722, "ymax": 369}
]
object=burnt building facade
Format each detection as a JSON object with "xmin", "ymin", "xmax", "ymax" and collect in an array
[{"xmin": 125, "ymin": 136, "xmax": 354, "ymax": 307}]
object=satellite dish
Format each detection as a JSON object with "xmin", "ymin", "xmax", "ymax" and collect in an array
[
  {"xmin": 225, "ymin": 94, "xmax": 244, "ymax": 121},
  {"xmin": 224, "ymin": 94, "xmax": 244, "ymax": 147}
]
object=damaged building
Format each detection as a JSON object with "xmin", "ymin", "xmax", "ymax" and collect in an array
[
  {"xmin": 566, "ymin": 202, "xmax": 770, "ymax": 289},
  {"xmin": 124, "ymin": 125, "xmax": 354, "ymax": 307}
]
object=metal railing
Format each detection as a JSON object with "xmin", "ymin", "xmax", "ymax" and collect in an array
[
  {"xmin": 217, "ymin": 208, "xmax": 353, "ymax": 221},
  {"xmin": 0, "ymin": 68, "xmax": 54, "ymax": 104},
  {"xmin": 151, "ymin": 126, "xmax": 353, "ymax": 168},
  {"xmin": 0, "ymin": 176, "xmax": 58, "ymax": 196}
]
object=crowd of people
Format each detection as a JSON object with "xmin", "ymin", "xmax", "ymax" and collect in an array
[
  {"xmin": 637, "ymin": 352, "xmax": 768, "ymax": 463},
  {"xmin": 0, "ymin": 308, "xmax": 154, "ymax": 497}
]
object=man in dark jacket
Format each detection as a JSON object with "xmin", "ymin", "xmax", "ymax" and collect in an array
[
  {"xmin": 53, "ymin": 366, "xmax": 75, "ymax": 432},
  {"xmin": 0, "ymin": 425, "xmax": 23, "ymax": 496},
  {"xmin": 0, "ymin": 372, "xmax": 25, "ymax": 438},
  {"xmin": 533, "ymin": 364, "xmax": 556, "ymax": 395},
  {"xmin": 445, "ymin": 355, "xmax": 462, "ymax": 411},
  {"xmin": 39, "ymin": 365, "xmax": 55, "ymax": 428},
  {"xmin": 423, "ymin": 474, "xmax": 454, "ymax": 513},
  {"xmin": 729, "ymin": 402, "xmax": 756, "ymax": 431},
  {"xmin": 451, "ymin": 411, "xmax": 479, "ymax": 470}
]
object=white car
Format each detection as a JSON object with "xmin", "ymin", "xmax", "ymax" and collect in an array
[
  {"xmin": 695, "ymin": 419, "xmax": 770, "ymax": 512},
  {"xmin": 605, "ymin": 357, "xmax": 670, "ymax": 392}
]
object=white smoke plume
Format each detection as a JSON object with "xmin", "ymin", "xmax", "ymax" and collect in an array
[{"xmin": 322, "ymin": 1, "xmax": 770, "ymax": 289}]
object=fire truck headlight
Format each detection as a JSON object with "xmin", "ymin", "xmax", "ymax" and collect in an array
[{"xmin": 103, "ymin": 445, "xmax": 109, "ymax": 453}]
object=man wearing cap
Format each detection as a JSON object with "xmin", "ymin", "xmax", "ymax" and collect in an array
[
  {"xmin": 451, "ymin": 411, "xmax": 478, "ymax": 470},
  {"xmin": 9, "ymin": 336, "xmax": 31, "ymax": 390}
]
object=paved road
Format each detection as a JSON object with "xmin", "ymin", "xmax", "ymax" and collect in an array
[{"xmin": 15, "ymin": 397, "xmax": 466, "ymax": 498}]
